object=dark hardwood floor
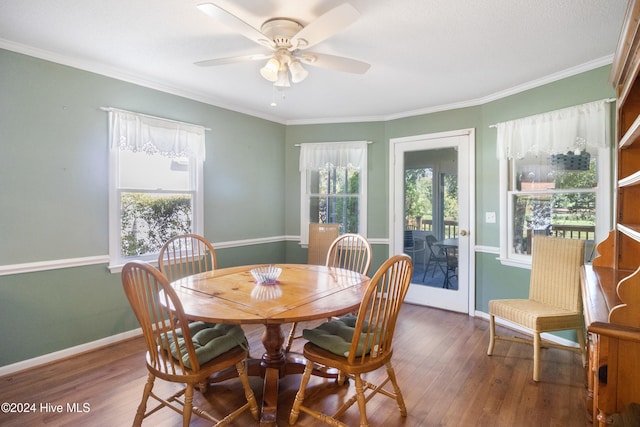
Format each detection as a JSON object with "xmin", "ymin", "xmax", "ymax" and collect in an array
[{"xmin": 0, "ymin": 304, "xmax": 590, "ymax": 426}]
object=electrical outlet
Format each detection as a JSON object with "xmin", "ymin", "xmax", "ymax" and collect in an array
[{"xmin": 486, "ymin": 212, "xmax": 496, "ymax": 223}]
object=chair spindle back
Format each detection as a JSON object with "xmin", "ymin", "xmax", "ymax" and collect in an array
[
  {"xmin": 158, "ymin": 234, "xmax": 217, "ymax": 283},
  {"xmin": 348, "ymin": 254, "xmax": 413, "ymax": 364},
  {"xmin": 326, "ymin": 233, "xmax": 372, "ymax": 275},
  {"xmin": 122, "ymin": 261, "xmax": 200, "ymax": 375}
]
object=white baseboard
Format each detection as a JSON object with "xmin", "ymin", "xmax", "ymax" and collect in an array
[{"xmin": 0, "ymin": 328, "xmax": 142, "ymax": 377}]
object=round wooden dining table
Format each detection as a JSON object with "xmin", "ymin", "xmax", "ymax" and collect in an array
[{"xmin": 168, "ymin": 263, "xmax": 370, "ymax": 426}]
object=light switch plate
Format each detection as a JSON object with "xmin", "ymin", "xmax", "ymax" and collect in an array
[{"xmin": 486, "ymin": 212, "xmax": 496, "ymax": 223}]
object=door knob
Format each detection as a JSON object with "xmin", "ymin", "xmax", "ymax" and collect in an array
[{"xmin": 459, "ymin": 230, "xmax": 468, "ymax": 236}]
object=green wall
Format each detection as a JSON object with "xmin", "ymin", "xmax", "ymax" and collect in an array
[
  {"xmin": 283, "ymin": 65, "xmax": 615, "ymax": 288},
  {"xmin": 0, "ymin": 47, "xmax": 615, "ymax": 367},
  {"xmin": 474, "ymin": 66, "xmax": 615, "ymax": 313},
  {"xmin": 0, "ymin": 49, "xmax": 286, "ymax": 366}
]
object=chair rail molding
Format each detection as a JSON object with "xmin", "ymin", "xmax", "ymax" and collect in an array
[
  {"xmin": 0, "ymin": 255, "xmax": 110, "ymax": 276},
  {"xmin": 0, "ymin": 240, "xmax": 497, "ymax": 276}
]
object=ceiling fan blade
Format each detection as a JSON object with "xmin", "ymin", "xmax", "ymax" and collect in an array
[
  {"xmin": 197, "ymin": 3, "xmax": 275, "ymax": 49},
  {"xmin": 299, "ymin": 52, "xmax": 370, "ymax": 74},
  {"xmin": 290, "ymin": 3, "xmax": 359, "ymax": 50},
  {"xmin": 194, "ymin": 53, "xmax": 272, "ymax": 67}
]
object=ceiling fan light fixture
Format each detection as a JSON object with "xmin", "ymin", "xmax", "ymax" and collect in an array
[
  {"xmin": 274, "ymin": 68, "xmax": 290, "ymax": 87},
  {"xmin": 288, "ymin": 60, "xmax": 308, "ymax": 83},
  {"xmin": 196, "ymin": 3, "xmax": 371, "ymax": 90},
  {"xmin": 259, "ymin": 58, "xmax": 280, "ymax": 82}
]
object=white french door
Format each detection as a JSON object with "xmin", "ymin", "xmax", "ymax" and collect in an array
[{"xmin": 389, "ymin": 129, "xmax": 475, "ymax": 314}]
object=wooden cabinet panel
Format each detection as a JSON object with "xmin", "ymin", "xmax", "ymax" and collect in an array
[
  {"xmin": 618, "ymin": 145, "xmax": 640, "ymax": 180},
  {"xmin": 581, "ymin": 1, "xmax": 640, "ymax": 425},
  {"xmin": 617, "ymin": 233, "xmax": 640, "ymax": 269}
]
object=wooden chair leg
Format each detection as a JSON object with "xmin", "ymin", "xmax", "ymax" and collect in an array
[
  {"xmin": 487, "ymin": 314, "xmax": 496, "ymax": 356},
  {"xmin": 236, "ymin": 361, "xmax": 259, "ymax": 420},
  {"xmin": 182, "ymin": 384, "xmax": 194, "ymax": 427},
  {"xmin": 134, "ymin": 373, "xmax": 155, "ymax": 426},
  {"xmin": 290, "ymin": 360, "xmax": 314, "ymax": 425},
  {"xmin": 284, "ymin": 322, "xmax": 298, "ymax": 353},
  {"xmin": 577, "ymin": 327, "xmax": 587, "ymax": 367},
  {"xmin": 386, "ymin": 361, "xmax": 407, "ymax": 416},
  {"xmin": 354, "ymin": 375, "xmax": 369, "ymax": 427},
  {"xmin": 533, "ymin": 332, "xmax": 541, "ymax": 382}
]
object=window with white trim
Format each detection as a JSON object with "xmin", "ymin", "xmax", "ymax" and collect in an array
[
  {"xmin": 108, "ymin": 109, "xmax": 205, "ymax": 269},
  {"xmin": 299, "ymin": 141, "xmax": 368, "ymax": 245},
  {"xmin": 497, "ymin": 100, "xmax": 612, "ymax": 267}
]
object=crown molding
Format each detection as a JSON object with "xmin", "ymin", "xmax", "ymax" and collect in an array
[
  {"xmin": 2, "ymin": 39, "xmax": 613, "ymax": 127},
  {"xmin": 0, "ymin": 39, "xmax": 288, "ymax": 125}
]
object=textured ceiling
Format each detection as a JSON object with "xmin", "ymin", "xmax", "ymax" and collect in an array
[{"xmin": 0, "ymin": 0, "xmax": 629, "ymax": 124}]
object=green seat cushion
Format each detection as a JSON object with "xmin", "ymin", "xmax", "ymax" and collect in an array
[
  {"xmin": 302, "ymin": 315, "xmax": 372, "ymax": 358},
  {"xmin": 162, "ymin": 321, "xmax": 248, "ymax": 369}
]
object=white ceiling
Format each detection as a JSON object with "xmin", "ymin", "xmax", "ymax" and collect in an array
[{"xmin": 0, "ymin": 0, "xmax": 629, "ymax": 124}]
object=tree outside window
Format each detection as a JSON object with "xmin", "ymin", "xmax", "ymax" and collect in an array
[
  {"xmin": 308, "ymin": 164, "xmax": 360, "ymax": 234},
  {"xmin": 510, "ymin": 152, "xmax": 597, "ymax": 255}
]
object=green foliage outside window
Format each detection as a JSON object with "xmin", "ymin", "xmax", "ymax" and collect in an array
[
  {"xmin": 512, "ymin": 155, "xmax": 597, "ymax": 254},
  {"xmin": 515, "ymin": 157, "xmax": 597, "ymax": 231},
  {"xmin": 121, "ymin": 193, "xmax": 192, "ymax": 256},
  {"xmin": 551, "ymin": 160, "xmax": 597, "ymax": 223},
  {"xmin": 404, "ymin": 168, "xmax": 432, "ymax": 221},
  {"xmin": 405, "ymin": 169, "xmax": 459, "ymax": 230},
  {"xmin": 443, "ymin": 174, "xmax": 458, "ymax": 220},
  {"xmin": 310, "ymin": 165, "xmax": 360, "ymax": 233}
]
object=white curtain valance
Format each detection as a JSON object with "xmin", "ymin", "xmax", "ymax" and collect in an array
[
  {"xmin": 299, "ymin": 141, "xmax": 368, "ymax": 171},
  {"xmin": 496, "ymin": 99, "xmax": 610, "ymax": 160},
  {"xmin": 108, "ymin": 109, "xmax": 206, "ymax": 160}
]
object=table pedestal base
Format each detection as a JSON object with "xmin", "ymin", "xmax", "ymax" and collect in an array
[{"xmin": 209, "ymin": 323, "xmax": 339, "ymax": 426}]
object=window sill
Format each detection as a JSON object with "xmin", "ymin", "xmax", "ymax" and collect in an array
[
  {"xmin": 108, "ymin": 256, "xmax": 159, "ymax": 274},
  {"xmin": 497, "ymin": 257, "xmax": 532, "ymax": 270},
  {"xmin": 107, "ymin": 263, "xmax": 125, "ymax": 274}
]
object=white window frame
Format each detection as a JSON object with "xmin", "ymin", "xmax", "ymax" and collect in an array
[
  {"xmin": 497, "ymin": 100, "xmax": 612, "ymax": 268},
  {"xmin": 107, "ymin": 109, "xmax": 205, "ymax": 271},
  {"xmin": 498, "ymin": 147, "xmax": 610, "ymax": 268},
  {"xmin": 299, "ymin": 141, "xmax": 368, "ymax": 245}
]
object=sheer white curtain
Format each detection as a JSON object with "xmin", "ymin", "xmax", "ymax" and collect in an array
[
  {"xmin": 108, "ymin": 108, "xmax": 206, "ymax": 160},
  {"xmin": 299, "ymin": 141, "xmax": 367, "ymax": 171},
  {"xmin": 496, "ymin": 100, "xmax": 610, "ymax": 160}
]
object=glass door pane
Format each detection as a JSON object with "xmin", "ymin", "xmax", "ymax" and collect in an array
[{"xmin": 404, "ymin": 148, "xmax": 459, "ymax": 290}]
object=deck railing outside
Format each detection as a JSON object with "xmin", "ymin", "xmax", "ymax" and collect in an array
[
  {"xmin": 550, "ymin": 224, "xmax": 595, "ymax": 241},
  {"xmin": 405, "ymin": 219, "xmax": 458, "ymax": 239},
  {"xmin": 406, "ymin": 221, "xmax": 595, "ymax": 242}
]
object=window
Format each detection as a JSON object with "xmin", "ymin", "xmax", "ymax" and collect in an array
[
  {"xmin": 299, "ymin": 141, "xmax": 368, "ymax": 245},
  {"xmin": 108, "ymin": 109, "xmax": 205, "ymax": 269},
  {"xmin": 497, "ymin": 100, "xmax": 611, "ymax": 267}
]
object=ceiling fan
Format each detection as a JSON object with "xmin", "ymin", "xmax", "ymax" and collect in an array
[{"xmin": 195, "ymin": 2, "xmax": 371, "ymax": 87}]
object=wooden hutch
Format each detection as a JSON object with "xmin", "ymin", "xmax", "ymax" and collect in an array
[{"xmin": 581, "ymin": 0, "xmax": 640, "ymax": 425}]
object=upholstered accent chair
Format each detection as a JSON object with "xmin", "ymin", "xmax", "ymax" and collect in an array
[
  {"xmin": 487, "ymin": 236, "xmax": 586, "ymax": 382},
  {"xmin": 307, "ymin": 223, "xmax": 340, "ymax": 265}
]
